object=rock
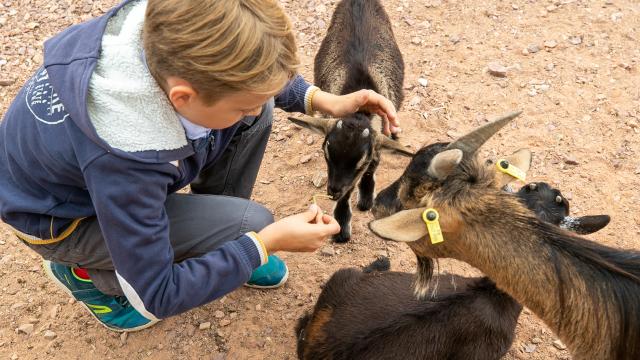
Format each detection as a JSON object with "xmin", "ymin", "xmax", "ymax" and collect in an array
[
  {"xmin": 320, "ymin": 246, "xmax": 336, "ymax": 257},
  {"xmin": 411, "ymin": 37, "xmax": 422, "ymax": 45},
  {"xmin": 43, "ymin": 330, "xmax": 57, "ymax": 340},
  {"xmin": 300, "ymin": 155, "xmax": 312, "ymax": 164},
  {"xmin": 564, "ymin": 156, "xmax": 579, "ymax": 165},
  {"xmin": 524, "ymin": 344, "xmax": 537, "ymax": 353},
  {"xmin": 11, "ymin": 303, "xmax": 25, "ymax": 311},
  {"xmin": 449, "ymin": 34, "xmax": 461, "ymax": 44},
  {"xmin": 553, "ymin": 339, "xmax": 567, "ymax": 350},
  {"xmin": 0, "ymin": 79, "xmax": 15, "ymax": 86},
  {"xmin": 274, "ymin": 134, "xmax": 285, "ymax": 142},
  {"xmin": 538, "ymin": 84, "xmax": 550, "ymax": 92},
  {"xmin": 418, "ymin": 78, "xmax": 429, "ymax": 87},
  {"xmin": 528, "ymin": 89, "xmax": 538, "ymax": 97},
  {"xmin": 219, "ymin": 319, "xmax": 231, "ymax": 327},
  {"xmin": 49, "ymin": 304, "xmax": 60, "ymax": 319},
  {"xmin": 120, "ymin": 332, "xmax": 128, "ymax": 344},
  {"xmin": 199, "ymin": 322, "xmax": 211, "ymax": 330},
  {"xmin": 16, "ymin": 324, "xmax": 34, "ymax": 335},
  {"xmin": 215, "ymin": 310, "xmax": 225, "ymax": 318},
  {"xmin": 569, "ymin": 36, "xmax": 582, "ymax": 45},
  {"xmin": 544, "ymin": 40, "xmax": 557, "ymax": 48},
  {"xmin": 487, "ymin": 62, "xmax": 508, "ymax": 77},
  {"xmin": 312, "ymin": 172, "xmax": 327, "ymax": 188},
  {"xmin": 526, "ymin": 44, "xmax": 540, "ymax": 53},
  {"xmin": 255, "ymin": 304, "xmax": 262, "ymax": 311},
  {"xmin": 611, "ymin": 12, "xmax": 623, "ymax": 22},
  {"xmin": 306, "ymin": 137, "xmax": 315, "ymax": 145},
  {"xmin": 376, "ymin": 250, "xmax": 388, "ymax": 257},
  {"xmin": 10, "ymin": 354, "xmax": 18, "ymax": 360},
  {"xmin": 531, "ymin": 337, "xmax": 542, "ymax": 344},
  {"xmin": 545, "ymin": 63, "xmax": 555, "ymax": 71},
  {"xmin": 546, "ymin": 5, "xmax": 557, "ymax": 12},
  {"xmin": 409, "ymin": 95, "xmax": 422, "ymax": 106}
]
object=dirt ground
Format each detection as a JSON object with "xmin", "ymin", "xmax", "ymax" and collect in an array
[{"xmin": 1, "ymin": 0, "xmax": 639, "ymax": 359}]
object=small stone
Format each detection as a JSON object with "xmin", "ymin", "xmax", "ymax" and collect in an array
[
  {"xmin": 487, "ymin": 62, "xmax": 508, "ymax": 77},
  {"xmin": 564, "ymin": 156, "xmax": 579, "ymax": 165},
  {"xmin": 596, "ymin": 94, "xmax": 607, "ymax": 101},
  {"xmin": 199, "ymin": 322, "xmax": 211, "ymax": 330},
  {"xmin": 49, "ymin": 304, "xmax": 60, "ymax": 319},
  {"xmin": 545, "ymin": 63, "xmax": 555, "ymax": 71},
  {"xmin": 306, "ymin": 137, "xmax": 315, "ymax": 145},
  {"xmin": 300, "ymin": 155, "xmax": 312, "ymax": 164},
  {"xmin": 411, "ymin": 37, "xmax": 422, "ymax": 45},
  {"xmin": 418, "ymin": 78, "xmax": 429, "ymax": 87},
  {"xmin": 215, "ymin": 310, "xmax": 225, "ymax": 318},
  {"xmin": 274, "ymin": 134, "xmax": 285, "ymax": 142},
  {"xmin": 26, "ymin": 22, "xmax": 39, "ymax": 29},
  {"xmin": 627, "ymin": 119, "xmax": 638, "ymax": 129},
  {"xmin": 544, "ymin": 40, "xmax": 557, "ymax": 48},
  {"xmin": 255, "ymin": 304, "xmax": 262, "ymax": 311},
  {"xmin": 312, "ymin": 172, "xmax": 327, "ymax": 188},
  {"xmin": 376, "ymin": 250, "xmax": 388, "ymax": 257},
  {"xmin": 219, "ymin": 319, "xmax": 231, "ymax": 327},
  {"xmin": 569, "ymin": 36, "xmax": 582, "ymax": 45},
  {"xmin": 553, "ymin": 339, "xmax": 567, "ymax": 350},
  {"xmin": 531, "ymin": 337, "xmax": 542, "ymax": 344},
  {"xmin": 320, "ymin": 246, "xmax": 336, "ymax": 257},
  {"xmin": 528, "ymin": 89, "xmax": 538, "ymax": 97},
  {"xmin": 0, "ymin": 79, "xmax": 15, "ymax": 86},
  {"xmin": 538, "ymin": 84, "xmax": 550, "ymax": 92},
  {"xmin": 449, "ymin": 34, "xmax": 460, "ymax": 44},
  {"xmin": 527, "ymin": 44, "xmax": 540, "ymax": 53},
  {"xmin": 446, "ymin": 130, "xmax": 462, "ymax": 139},
  {"xmin": 611, "ymin": 12, "xmax": 623, "ymax": 22},
  {"xmin": 120, "ymin": 332, "xmax": 128, "ymax": 344},
  {"xmin": 546, "ymin": 5, "xmax": 557, "ymax": 12},
  {"xmin": 409, "ymin": 95, "xmax": 422, "ymax": 106},
  {"xmin": 16, "ymin": 324, "xmax": 34, "ymax": 335},
  {"xmin": 10, "ymin": 354, "xmax": 18, "ymax": 360},
  {"xmin": 43, "ymin": 330, "xmax": 57, "ymax": 340},
  {"xmin": 11, "ymin": 302, "xmax": 25, "ymax": 311},
  {"xmin": 524, "ymin": 344, "xmax": 537, "ymax": 353}
]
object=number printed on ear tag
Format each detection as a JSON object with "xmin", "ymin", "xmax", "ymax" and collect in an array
[
  {"xmin": 422, "ymin": 208, "xmax": 444, "ymax": 245},
  {"xmin": 496, "ymin": 159, "xmax": 527, "ymax": 182}
]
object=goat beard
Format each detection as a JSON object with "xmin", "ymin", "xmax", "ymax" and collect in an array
[{"xmin": 414, "ymin": 255, "xmax": 436, "ymax": 299}]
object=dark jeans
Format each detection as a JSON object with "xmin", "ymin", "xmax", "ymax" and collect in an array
[{"xmin": 24, "ymin": 100, "xmax": 275, "ymax": 295}]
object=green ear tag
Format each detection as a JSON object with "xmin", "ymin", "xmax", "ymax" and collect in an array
[
  {"xmin": 497, "ymin": 159, "xmax": 526, "ymax": 182},
  {"xmin": 422, "ymin": 209, "xmax": 444, "ymax": 245}
]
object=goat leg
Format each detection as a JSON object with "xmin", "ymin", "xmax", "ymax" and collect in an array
[
  {"xmin": 333, "ymin": 189, "xmax": 354, "ymax": 243},
  {"xmin": 357, "ymin": 158, "xmax": 379, "ymax": 211}
]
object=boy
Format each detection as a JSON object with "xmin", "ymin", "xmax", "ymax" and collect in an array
[{"xmin": 0, "ymin": 0, "xmax": 400, "ymax": 332}]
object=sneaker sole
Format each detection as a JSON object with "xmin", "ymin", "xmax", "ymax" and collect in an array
[
  {"xmin": 42, "ymin": 260, "xmax": 159, "ymax": 333},
  {"xmin": 243, "ymin": 264, "xmax": 290, "ymax": 289}
]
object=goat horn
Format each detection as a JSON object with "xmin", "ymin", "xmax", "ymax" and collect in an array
[{"xmin": 447, "ymin": 110, "xmax": 522, "ymax": 156}]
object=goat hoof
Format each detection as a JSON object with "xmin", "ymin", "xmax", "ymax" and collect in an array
[
  {"xmin": 332, "ymin": 233, "xmax": 351, "ymax": 243},
  {"xmin": 357, "ymin": 197, "xmax": 374, "ymax": 211}
]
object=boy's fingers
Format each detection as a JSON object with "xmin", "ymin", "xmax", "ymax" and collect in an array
[{"xmin": 304, "ymin": 204, "xmax": 320, "ymax": 222}]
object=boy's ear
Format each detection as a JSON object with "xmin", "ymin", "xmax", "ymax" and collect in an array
[
  {"xmin": 166, "ymin": 77, "xmax": 197, "ymax": 109},
  {"xmin": 496, "ymin": 148, "xmax": 532, "ymax": 187},
  {"xmin": 287, "ymin": 116, "xmax": 336, "ymax": 136},
  {"xmin": 561, "ymin": 215, "xmax": 611, "ymax": 235}
]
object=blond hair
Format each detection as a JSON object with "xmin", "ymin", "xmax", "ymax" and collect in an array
[{"xmin": 143, "ymin": 0, "xmax": 299, "ymax": 104}]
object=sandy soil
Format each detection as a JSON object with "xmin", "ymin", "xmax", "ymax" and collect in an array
[{"xmin": 1, "ymin": 0, "xmax": 639, "ymax": 359}]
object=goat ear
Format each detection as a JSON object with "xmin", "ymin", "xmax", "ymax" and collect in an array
[
  {"xmin": 375, "ymin": 134, "xmax": 414, "ymax": 157},
  {"xmin": 427, "ymin": 149, "xmax": 463, "ymax": 180},
  {"xmin": 496, "ymin": 148, "xmax": 532, "ymax": 187},
  {"xmin": 287, "ymin": 116, "xmax": 335, "ymax": 136},
  {"xmin": 561, "ymin": 215, "xmax": 611, "ymax": 235},
  {"xmin": 368, "ymin": 208, "xmax": 428, "ymax": 242}
]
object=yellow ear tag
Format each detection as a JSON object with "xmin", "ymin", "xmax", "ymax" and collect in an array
[
  {"xmin": 422, "ymin": 208, "xmax": 444, "ymax": 245},
  {"xmin": 496, "ymin": 159, "xmax": 526, "ymax": 182}
]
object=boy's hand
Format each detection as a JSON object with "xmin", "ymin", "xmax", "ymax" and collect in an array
[
  {"xmin": 258, "ymin": 204, "xmax": 340, "ymax": 253},
  {"xmin": 312, "ymin": 89, "xmax": 400, "ymax": 136}
]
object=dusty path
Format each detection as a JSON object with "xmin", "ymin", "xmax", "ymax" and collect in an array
[{"xmin": 1, "ymin": 0, "xmax": 639, "ymax": 359}]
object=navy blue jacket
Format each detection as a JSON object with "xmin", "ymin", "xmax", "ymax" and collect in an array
[{"xmin": 0, "ymin": 0, "xmax": 310, "ymax": 319}]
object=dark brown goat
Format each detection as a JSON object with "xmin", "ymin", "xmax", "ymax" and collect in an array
[
  {"xmin": 296, "ymin": 177, "xmax": 609, "ymax": 360},
  {"xmin": 288, "ymin": 0, "xmax": 411, "ymax": 243},
  {"xmin": 369, "ymin": 112, "xmax": 640, "ymax": 360}
]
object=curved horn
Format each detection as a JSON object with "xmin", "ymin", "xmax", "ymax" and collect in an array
[{"xmin": 447, "ymin": 110, "xmax": 522, "ymax": 156}]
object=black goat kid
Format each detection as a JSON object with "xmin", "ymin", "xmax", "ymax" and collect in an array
[{"xmin": 288, "ymin": 0, "xmax": 411, "ymax": 243}]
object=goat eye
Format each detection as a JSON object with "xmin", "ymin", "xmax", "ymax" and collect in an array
[{"xmin": 555, "ymin": 195, "xmax": 563, "ymax": 203}]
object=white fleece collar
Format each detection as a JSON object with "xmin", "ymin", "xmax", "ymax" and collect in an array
[{"xmin": 86, "ymin": 0, "xmax": 188, "ymax": 152}]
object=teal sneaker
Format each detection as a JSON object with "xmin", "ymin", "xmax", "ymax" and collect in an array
[
  {"xmin": 43, "ymin": 260, "xmax": 159, "ymax": 332},
  {"xmin": 245, "ymin": 255, "xmax": 289, "ymax": 289}
]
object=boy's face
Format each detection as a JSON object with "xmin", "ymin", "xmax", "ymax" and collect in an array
[{"xmin": 167, "ymin": 77, "xmax": 280, "ymax": 129}]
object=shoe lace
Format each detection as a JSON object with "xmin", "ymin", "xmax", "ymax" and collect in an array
[{"xmin": 115, "ymin": 296, "xmax": 130, "ymax": 307}]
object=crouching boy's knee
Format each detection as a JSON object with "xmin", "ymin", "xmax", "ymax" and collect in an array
[{"xmin": 243, "ymin": 202, "xmax": 274, "ymax": 233}]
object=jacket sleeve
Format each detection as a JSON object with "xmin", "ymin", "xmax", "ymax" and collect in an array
[
  {"xmin": 82, "ymin": 154, "xmax": 264, "ymax": 319},
  {"xmin": 274, "ymin": 74, "xmax": 312, "ymax": 113}
]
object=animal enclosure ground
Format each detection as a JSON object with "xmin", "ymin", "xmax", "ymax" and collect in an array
[{"xmin": 1, "ymin": 0, "xmax": 639, "ymax": 359}]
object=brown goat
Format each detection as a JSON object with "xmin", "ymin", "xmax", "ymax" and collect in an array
[
  {"xmin": 288, "ymin": 0, "xmax": 411, "ymax": 243},
  {"xmin": 369, "ymin": 112, "xmax": 640, "ymax": 360},
  {"xmin": 297, "ymin": 173, "xmax": 610, "ymax": 360}
]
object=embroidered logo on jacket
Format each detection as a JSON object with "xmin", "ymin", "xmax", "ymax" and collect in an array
[{"xmin": 24, "ymin": 68, "xmax": 69, "ymax": 125}]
